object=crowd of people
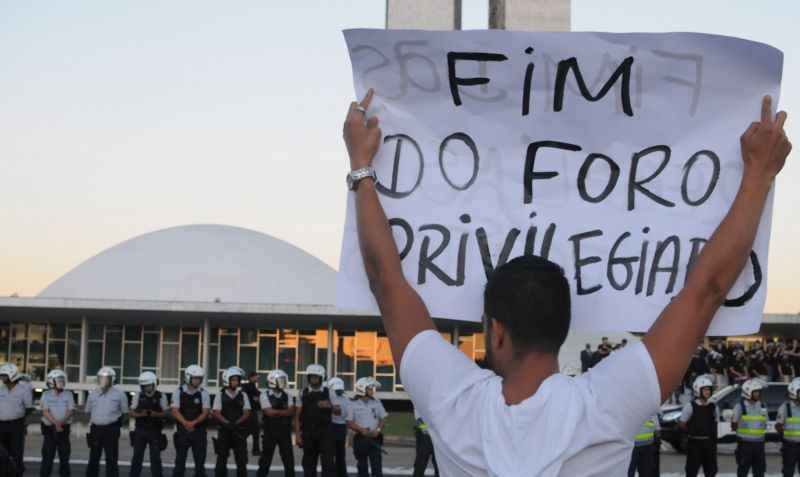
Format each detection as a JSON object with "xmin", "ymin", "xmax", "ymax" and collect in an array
[{"xmin": 0, "ymin": 362, "xmax": 403, "ymax": 477}]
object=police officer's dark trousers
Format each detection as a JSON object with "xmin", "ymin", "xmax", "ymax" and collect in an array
[
  {"xmin": 331, "ymin": 423, "xmax": 348, "ymax": 477},
  {"xmin": 302, "ymin": 431, "xmax": 335, "ymax": 477},
  {"xmin": 0, "ymin": 418, "xmax": 25, "ymax": 476},
  {"xmin": 353, "ymin": 434, "xmax": 382, "ymax": 477},
  {"xmin": 40, "ymin": 424, "xmax": 70, "ymax": 477},
  {"xmin": 628, "ymin": 444, "xmax": 657, "ymax": 477},
  {"xmin": 87, "ymin": 423, "xmax": 121, "ymax": 477},
  {"xmin": 685, "ymin": 437, "xmax": 717, "ymax": 477},
  {"xmin": 130, "ymin": 428, "xmax": 162, "ymax": 477},
  {"xmin": 782, "ymin": 441, "xmax": 800, "ymax": 477},
  {"xmin": 215, "ymin": 428, "xmax": 248, "ymax": 477},
  {"xmin": 258, "ymin": 428, "xmax": 295, "ymax": 477},
  {"xmin": 413, "ymin": 430, "xmax": 438, "ymax": 477},
  {"xmin": 737, "ymin": 441, "xmax": 766, "ymax": 477},
  {"xmin": 173, "ymin": 428, "xmax": 207, "ymax": 477}
]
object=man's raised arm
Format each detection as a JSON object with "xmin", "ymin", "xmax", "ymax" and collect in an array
[
  {"xmin": 343, "ymin": 89, "xmax": 436, "ymax": 367},
  {"xmin": 643, "ymin": 96, "xmax": 791, "ymax": 402}
]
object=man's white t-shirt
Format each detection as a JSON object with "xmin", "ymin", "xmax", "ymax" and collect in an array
[{"xmin": 400, "ymin": 330, "xmax": 661, "ymax": 477}]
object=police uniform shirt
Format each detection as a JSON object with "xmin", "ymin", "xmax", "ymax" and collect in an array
[
  {"xmin": 679, "ymin": 399, "xmax": 718, "ymax": 423},
  {"xmin": 0, "ymin": 383, "xmax": 33, "ymax": 421},
  {"xmin": 40, "ymin": 390, "xmax": 75, "ymax": 425},
  {"xmin": 401, "ymin": 330, "xmax": 662, "ymax": 477},
  {"xmin": 171, "ymin": 385, "xmax": 211, "ymax": 410},
  {"xmin": 733, "ymin": 400, "xmax": 767, "ymax": 423},
  {"xmin": 132, "ymin": 391, "xmax": 169, "ymax": 412},
  {"xmin": 346, "ymin": 397, "xmax": 388, "ymax": 432},
  {"xmin": 16, "ymin": 381, "xmax": 34, "ymax": 409},
  {"xmin": 86, "ymin": 386, "xmax": 129, "ymax": 425},
  {"xmin": 777, "ymin": 401, "xmax": 800, "ymax": 425},
  {"xmin": 212, "ymin": 388, "xmax": 251, "ymax": 411},
  {"xmin": 329, "ymin": 391, "xmax": 350, "ymax": 425}
]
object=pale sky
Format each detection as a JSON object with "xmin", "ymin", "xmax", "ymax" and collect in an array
[{"xmin": 1, "ymin": 1, "xmax": 797, "ymax": 313}]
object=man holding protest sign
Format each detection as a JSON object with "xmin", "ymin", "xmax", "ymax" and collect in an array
[{"xmin": 342, "ymin": 81, "xmax": 789, "ymax": 476}]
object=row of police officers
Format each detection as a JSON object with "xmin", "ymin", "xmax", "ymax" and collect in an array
[
  {"xmin": 628, "ymin": 375, "xmax": 800, "ymax": 477},
  {"xmin": 0, "ymin": 362, "xmax": 389, "ymax": 477}
]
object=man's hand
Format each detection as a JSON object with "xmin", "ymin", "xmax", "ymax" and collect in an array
[
  {"xmin": 344, "ymin": 88, "xmax": 382, "ymax": 170},
  {"xmin": 643, "ymin": 95, "xmax": 791, "ymax": 402},
  {"xmin": 295, "ymin": 434, "xmax": 303, "ymax": 448},
  {"xmin": 184, "ymin": 421, "xmax": 195, "ymax": 432},
  {"xmin": 741, "ymin": 96, "xmax": 791, "ymax": 183}
]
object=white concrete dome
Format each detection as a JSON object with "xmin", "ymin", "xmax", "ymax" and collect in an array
[{"xmin": 38, "ymin": 224, "xmax": 335, "ymax": 305}]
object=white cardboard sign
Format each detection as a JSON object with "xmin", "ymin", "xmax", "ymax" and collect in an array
[{"xmin": 337, "ymin": 29, "xmax": 783, "ymax": 335}]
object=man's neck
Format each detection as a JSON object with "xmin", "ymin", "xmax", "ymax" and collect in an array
[{"xmin": 500, "ymin": 352, "xmax": 559, "ymax": 405}]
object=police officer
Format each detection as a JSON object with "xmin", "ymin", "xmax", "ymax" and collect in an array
[
  {"xmin": 40, "ymin": 369, "xmax": 74, "ymax": 477},
  {"xmin": 242, "ymin": 371, "xmax": 262, "ymax": 456},
  {"xmin": 130, "ymin": 371, "xmax": 168, "ymax": 477},
  {"xmin": 171, "ymin": 364, "xmax": 211, "ymax": 477},
  {"xmin": 0, "ymin": 363, "xmax": 31, "ymax": 476},
  {"xmin": 679, "ymin": 375, "xmax": 718, "ymax": 477},
  {"xmin": 628, "ymin": 414, "xmax": 660, "ymax": 477},
  {"xmin": 295, "ymin": 364, "xmax": 335, "ymax": 477},
  {"xmin": 86, "ymin": 366, "xmax": 129, "ymax": 477},
  {"xmin": 733, "ymin": 378, "xmax": 768, "ymax": 477},
  {"xmin": 413, "ymin": 409, "xmax": 438, "ymax": 477},
  {"xmin": 777, "ymin": 377, "xmax": 800, "ymax": 477},
  {"xmin": 346, "ymin": 378, "xmax": 387, "ymax": 477},
  {"xmin": 212, "ymin": 367, "xmax": 251, "ymax": 477},
  {"xmin": 327, "ymin": 377, "xmax": 349, "ymax": 477},
  {"xmin": 258, "ymin": 369, "xmax": 296, "ymax": 477}
]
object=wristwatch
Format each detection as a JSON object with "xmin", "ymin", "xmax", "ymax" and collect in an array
[{"xmin": 346, "ymin": 167, "xmax": 377, "ymax": 191}]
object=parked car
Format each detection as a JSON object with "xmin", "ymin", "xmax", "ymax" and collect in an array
[{"xmin": 659, "ymin": 382, "xmax": 787, "ymax": 453}]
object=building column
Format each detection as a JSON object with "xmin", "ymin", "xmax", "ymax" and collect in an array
[
  {"xmin": 489, "ymin": 0, "xmax": 570, "ymax": 31},
  {"xmin": 202, "ymin": 317, "xmax": 210, "ymax": 384},
  {"xmin": 453, "ymin": 325, "xmax": 460, "ymax": 347},
  {"xmin": 78, "ymin": 315, "xmax": 88, "ymax": 405},
  {"xmin": 386, "ymin": 0, "xmax": 461, "ymax": 30},
  {"xmin": 326, "ymin": 322, "xmax": 334, "ymax": 377}
]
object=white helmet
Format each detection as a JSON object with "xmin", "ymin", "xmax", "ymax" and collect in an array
[
  {"xmin": 222, "ymin": 366, "xmax": 245, "ymax": 386},
  {"xmin": 138, "ymin": 371, "xmax": 158, "ymax": 387},
  {"xmin": 267, "ymin": 370, "xmax": 289, "ymax": 390},
  {"xmin": 184, "ymin": 365, "xmax": 205, "ymax": 384},
  {"xmin": 306, "ymin": 364, "xmax": 326, "ymax": 380},
  {"xmin": 742, "ymin": 378, "xmax": 766, "ymax": 400},
  {"xmin": 97, "ymin": 366, "xmax": 116, "ymax": 386},
  {"xmin": 788, "ymin": 377, "xmax": 800, "ymax": 400},
  {"xmin": 0, "ymin": 363, "xmax": 19, "ymax": 382},
  {"xmin": 328, "ymin": 377, "xmax": 345, "ymax": 392},
  {"xmin": 355, "ymin": 377, "xmax": 379, "ymax": 397},
  {"xmin": 693, "ymin": 375, "xmax": 714, "ymax": 397},
  {"xmin": 46, "ymin": 369, "xmax": 67, "ymax": 389}
]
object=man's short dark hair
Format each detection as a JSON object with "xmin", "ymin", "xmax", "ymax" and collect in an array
[{"xmin": 483, "ymin": 255, "xmax": 571, "ymax": 355}]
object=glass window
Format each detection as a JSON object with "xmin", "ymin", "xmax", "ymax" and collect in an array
[
  {"xmin": 161, "ymin": 343, "xmax": 179, "ymax": 381},
  {"xmin": 104, "ymin": 330, "xmax": 122, "ymax": 366},
  {"xmin": 87, "ymin": 342, "xmax": 103, "ymax": 376},
  {"xmin": 29, "ymin": 324, "xmax": 47, "ymax": 365},
  {"xmin": 356, "ymin": 332, "xmax": 376, "ymax": 380},
  {"xmin": 340, "ymin": 374, "xmax": 354, "ymax": 391},
  {"xmin": 49, "ymin": 323, "xmax": 66, "ymax": 340},
  {"xmin": 88, "ymin": 324, "xmax": 103, "ymax": 340},
  {"xmin": 278, "ymin": 347, "xmax": 296, "ymax": 383},
  {"xmin": 67, "ymin": 329, "xmax": 81, "ymax": 366},
  {"xmin": 259, "ymin": 336, "xmax": 276, "ymax": 371},
  {"xmin": 163, "ymin": 327, "xmax": 179, "ymax": 343},
  {"xmin": 123, "ymin": 342, "xmax": 142, "ymax": 379},
  {"xmin": 66, "ymin": 367, "xmax": 79, "ymax": 383},
  {"xmin": 240, "ymin": 329, "xmax": 257, "ymax": 345},
  {"xmin": 181, "ymin": 333, "xmax": 199, "ymax": 369},
  {"xmin": 142, "ymin": 333, "xmax": 159, "ymax": 367},
  {"xmin": 0, "ymin": 323, "xmax": 9, "ymax": 363},
  {"xmin": 219, "ymin": 335, "xmax": 237, "ymax": 370},
  {"xmin": 239, "ymin": 347, "xmax": 257, "ymax": 374},
  {"xmin": 125, "ymin": 326, "xmax": 142, "ymax": 341},
  {"xmin": 459, "ymin": 334, "xmax": 476, "ymax": 360},
  {"xmin": 336, "ymin": 332, "xmax": 355, "ymax": 374},
  {"xmin": 375, "ymin": 335, "xmax": 394, "ymax": 374},
  {"xmin": 376, "ymin": 375, "xmax": 393, "ymax": 391},
  {"xmin": 208, "ymin": 343, "xmax": 219, "ymax": 385},
  {"xmin": 48, "ymin": 341, "xmax": 66, "ymax": 372},
  {"xmin": 29, "ymin": 365, "xmax": 45, "ymax": 381},
  {"xmin": 298, "ymin": 332, "xmax": 317, "ymax": 371},
  {"xmin": 10, "ymin": 324, "xmax": 27, "ymax": 371}
]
